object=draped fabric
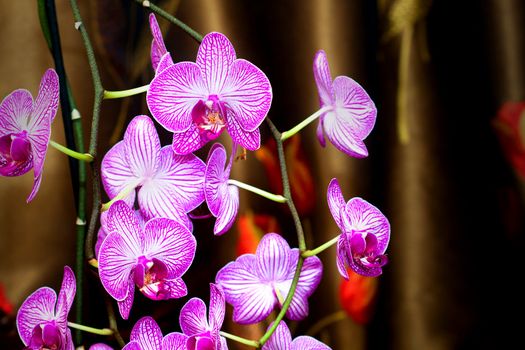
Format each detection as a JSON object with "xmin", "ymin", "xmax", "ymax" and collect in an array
[{"xmin": 1, "ymin": 0, "xmax": 524, "ymax": 348}]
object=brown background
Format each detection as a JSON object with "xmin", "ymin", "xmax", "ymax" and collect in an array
[{"xmin": 1, "ymin": 0, "xmax": 524, "ymax": 349}]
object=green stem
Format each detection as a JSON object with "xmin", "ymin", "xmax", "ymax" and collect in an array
[
  {"xmin": 280, "ymin": 106, "xmax": 331, "ymax": 141},
  {"xmin": 136, "ymin": 0, "xmax": 203, "ymax": 43},
  {"xmin": 219, "ymin": 331, "xmax": 259, "ymax": 348},
  {"xmin": 100, "ymin": 182, "xmax": 138, "ymax": 211},
  {"xmin": 69, "ymin": 0, "xmax": 105, "ymax": 263},
  {"xmin": 67, "ymin": 322, "xmax": 113, "ymax": 336},
  {"xmin": 228, "ymin": 179, "xmax": 287, "ymax": 203},
  {"xmin": 49, "ymin": 140, "xmax": 93, "ymax": 162},
  {"xmin": 305, "ymin": 310, "xmax": 347, "ymax": 336},
  {"xmin": 103, "ymin": 84, "xmax": 149, "ymax": 99},
  {"xmin": 258, "ymin": 119, "xmax": 309, "ymax": 346},
  {"xmin": 302, "ymin": 235, "xmax": 339, "ymax": 257}
]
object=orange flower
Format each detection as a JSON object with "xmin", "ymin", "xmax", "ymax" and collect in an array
[
  {"xmin": 255, "ymin": 135, "xmax": 315, "ymax": 216},
  {"xmin": 339, "ymin": 268, "xmax": 378, "ymax": 325},
  {"xmin": 236, "ymin": 211, "xmax": 280, "ymax": 256},
  {"xmin": 493, "ymin": 102, "xmax": 525, "ymax": 178}
]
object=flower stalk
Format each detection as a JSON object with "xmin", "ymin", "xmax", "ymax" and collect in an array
[
  {"xmin": 302, "ymin": 235, "xmax": 340, "ymax": 257},
  {"xmin": 67, "ymin": 322, "xmax": 113, "ymax": 336},
  {"xmin": 228, "ymin": 179, "xmax": 287, "ymax": 203},
  {"xmin": 49, "ymin": 140, "xmax": 93, "ymax": 162},
  {"xmin": 219, "ymin": 331, "xmax": 259, "ymax": 348},
  {"xmin": 281, "ymin": 106, "xmax": 331, "ymax": 141},
  {"xmin": 103, "ymin": 84, "xmax": 150, "ymax": 99}
]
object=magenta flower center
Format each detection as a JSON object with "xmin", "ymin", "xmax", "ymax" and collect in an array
[
  {"xmin": 187, "ymin": 331, "xmax": 215, "ymax": 350},
  {"xmin": 134, "ymin": 256, "xmax": 171, "ymax": 300},
  {"xmin": 192, "ymin": 96, "xmax": 226, "ymax": 141},
  {"xmin": 27, "ymin": 321, "xmax": 61, "ymax": 350},
  {"xmin": 0, "ymin": 131, "xmax": 33, "ymax": 177},
  {"xmin": 348, "ymin": 230, "xmax": 387, "ymax": 268}
]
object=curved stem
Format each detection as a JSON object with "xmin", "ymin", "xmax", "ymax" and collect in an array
[
  {"xmin": 280, "ymin": 106, "xmax": 331, "ymax": 141},
  {"xmin": 49, "ymin": 140, "xmax": 93, "ymax": 162},
  {"xmin": 259, "ymin": 119, "xmax": 309, "ymax": 346},
  {"xmin": 302, "ymin": 235, "xmax": 339, "ymax": 257},
  {"xmin": 228, "ymin": 179, "xmax": 287, "ymax": 203},
  {"xmin": 103, "ymin": 84, "xmax": 149, "ymax": 99},
  {"xmin": 104, "ymin": 294, "xmax": 126, "ymax": 348},
  {"xmin": 67, "ymin": 322, "xmax": 113, "ymax": 336},
  {"xmin": 135, "ymin": 0, "xmax": 203, "ymax": 43},
  {"xmin": 219, "ymin": 331, "xmax": 259, "ymax": 348}
]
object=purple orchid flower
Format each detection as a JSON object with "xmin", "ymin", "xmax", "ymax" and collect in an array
[
  {"xmin": 98, "ymin": 200, "xmax": 196, "ymax": 319},
  {"xmin": 263, "ymin": 321, "xmax": 331, "ymax": 350},
  {"xmin": 16, "ymin": 266, "xmax": 76, "ymax": 350},
  {"xmin": 123, "ymin": 316, "xmax": 187, "ymax": 350},
  {"xmin": 205, "ymin": 143, "xmax": 239, "ymax": 236},
  {"xmin": 216, "ymin": 233, "xmax": 323, "ymax": 325},
  {"xmin": 101, "ymin": 115, "xmax": 205, "ymax": 229},
  {"xmin": 313, "ymin": 50, "xmax": 376, "ymax": 158},
  {"xmin": 149, "ymin": 14, "xmax": 174, "ymax": 75},
  {"xmin": 89, "ymin": 344, "xmax": 114, "ymax": 350},
  {"xmin": 178, "ymin": 283, "xmax": 228, "ymax": 349},
  {"xmin": 327, "ymin": 178, "xmax": 390, "ymax": 278},
  {"xmin": 147, "ymin": 32, "xmax": 272, "ymax": 155},
  {"xmin": 0, "ymin": 69, "xmax": 59, "ymax": 202}
]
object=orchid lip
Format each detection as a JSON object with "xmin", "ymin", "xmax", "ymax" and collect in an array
[
  {"xmin": 134, "ymin": 256, "xmax": 171, "ymax": 300},
  {"xmin": 0, "ymin": 131, "xmax": 33, "ymax": 177},
  {"xmin": 192, "ymin": 96, "xmax": 226, "ymax": 142},
  {"xmin": 28, "ymin": 321, "xmax": 61, "ymax": 350}
]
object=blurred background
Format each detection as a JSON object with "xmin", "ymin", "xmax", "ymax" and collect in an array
[{"xmin": 1, "ymin": 0, "xmax": 525, "ymax": 349}]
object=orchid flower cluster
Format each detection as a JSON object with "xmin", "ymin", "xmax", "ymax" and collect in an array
[{"xmin": 4, "ymin": 5, "xmax": 390, "ymax": 350}]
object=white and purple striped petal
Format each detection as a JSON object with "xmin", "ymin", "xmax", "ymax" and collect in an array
[
  {"xmin": 222, "ymin": 58, "xmax": 272, "ymax": 132},
  {"xmin": 89, "ymin": 344, "xmax": 114, "ymax": 350},
  {"xmin": 149, "ymin": 14, "xmax": 170, "ymax": 73},
  {"xmin": 16, "ymin": 287, "xmax": 57, "ymax": 345},
  {"xmin": 55, "ymin": 266, "xmax": 76, "ymax": 325},
  {"xmin": 124, "ymin": 115, "xmax": 161, "ymax": 179},
  {"xmin": 225, "ymin": 110, "xmax": 261, "ymax": 151},
  {"xmin": 313, "ymin": 50, "xmax": 376, "ymax": 158},
  {"xmin": 326, "ymin": 178, "xmax": 345, "ymax": 230},
  {"xmin": 101, "ymin": 141, "xmax": 138, "ymax": 208},
  {"xmin": 179, "ymin": 298, "xmax": 209, "ymax": 336},
  {"xmin": 262, "ymin": 322, "xmax": 292, "ymax": 350},
  {"xmin": 196, "ymin": 32, "xmax": 236, "ymax": 93},
  {"xmin": 129, "ymin": 316, "xmax": 164, "ymax": 350},
  {"xmin": 162, "ymin": 332, "xmax": 188, "ymax": 350},
  {"xmin": 0, "ymin": 89, "xmax": 33, "ymax": 134}
]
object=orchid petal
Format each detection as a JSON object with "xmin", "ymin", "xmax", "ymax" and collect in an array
[
  {"xmin": 98, "ymin": 232, "xmax": 139, "ymax": 301},
  {"xmin": 316, "ymin": 117, "xmax": 326, "ymax": 147},
  {"xmin": 333, "ymin": 76, "xmax": 376, "ymax": 139},
  {"xmin": 149, "ymin": 14, "xmax": 168, "ymax": 72},
  {"xmin": 219, "ymin": 336, "xmax": 229, "ymax": 350},
  {"xmin": 122, "ymin": 341, "xmax": 141, "ymax": 350},
  {"xmin": 64, "ymin": 327, "xmax": 75, "ymax": 350},
  {"xmin": 282, "ymin": 252, "xmax": 322, "ymax": 321},
  {"xmin": 291, "ymin": 336, "xmax": 331, "ymax": 350},
  {"xmin": 147, "ymin": 62, "xmax": 206, "ymax": 132},
  {"xmin": 29, "ymin": 69, "xmax": 59, "ymax": 130},
  {"xmin": 137, "ymin": 181, "xmax": 192, "ymax": 230},
  {"xmin": 152, "ymin": 146, "xmax": 205, "ymax": 212},
  {"xmin": 16, "ymin": 287, "xmax": 56, "ymax": 345},
  {"xmin": 179, "ymin": 297, "xmax": 209, "ymax": 336},
  {"xmin": 89, "ymin": 343, "xmax": 114, "ymax": 350},
  {"xmin": 222, "ymin": 58, "xmax": 272, "ymax": 132},
  {"xmin": 171, "ymin": 123, "xmax": 207, "ymax": 155},
  {"xmin": 105, "ymin": 201, "xmax": 143, "ymax": 250},
  {"xmin": 143, "ymin": 218, "xmax": 196, "ymax": 278},
  {"xmin": 336, "ymin": 236, "xmax": 349, "ymax": 280},
  {"xmin": 225, "ymin": 111, "xmax": 261, "ymax": 150},
  {"xmin": 156, "ymin": 52, "xmax": 174, "ymax": 76},
  {"xmin": 322, "ymin": 109, "xmax": 368, "ymax": 158},
  {"xmin": 327, "ymin": 178, "xmax": 345, "ymax": 230},
  {"xmin": 163, "ymin": 332, "xmax": 188, "ymax": 350},
  {"xmin": 345, "ymin": 198, "xmax": 390, "ymax": 254},
  {"xmin": 117, "ymin": 275, "xmax": 135, "ymax": 319},
  {"xmin": 216, "ymin": 255, "xmax": 274, "ymax": 325},
  {"xmin": 262, "ymin": 322, "xmax": 292, "ymax": 350},
  {"xmin": 0, "ymin": 89, "xmax": 32, "ymax": 134},
  {"xmin": 55, "ymin": 266, "xmax": 76, "ymax": 323},
  {"xmin": 124, "ymin": 115, "xmax": 160, "ymax": 179},
  {"xmin": 214, "ymin": 184, "xmax": 239, "ymax": 236},
  {"xmin": 130, "ymin": 316, "xmax": 163, "ymax": 350},
  {"xmin": 163, "ymin": 277, "xmax": 188, "ymax": 299},
  {"xmin": 196, "ymin": 32, "xmax": 236, "ymax": 93},
  {"xmin": 313, "ymin": 50, "xmax": 334, "ymax": 107},
  {"xmin": 101, "ymin": 141, "xmax": 138, "ymax": 207},
  {"xmin": 26, "ymin": 173, "xmax": 43, "ymax": 203},
  {"xmin": 204, "ymin": 143, "xmax": 228, "ymax": 217},
  {"xmin": 256, "ymin": 233, "xmax": 290, "ymax": 281},
  {"xmin": 209, "ymin": 283, "xmax": 225, "ymax": 331}
]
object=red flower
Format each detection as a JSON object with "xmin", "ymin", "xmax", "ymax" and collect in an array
[
  {"xmin": 0, "ymin": 282, "xmax": 13, "ymax": 315},
  {"xmin": 236, "ymin": 211, "xmax": 280, "ymax": 256},
  {"xmin": 255, "ymin": 135, "xmax": 315, "ymax": 216},
  {"xmin": 493, "ymin": 102, "xmax": 525, "ymax": 177},
  {"xmin": 339, "ymin": 268, "xmax": 378, "ymax": 325}
]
